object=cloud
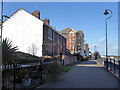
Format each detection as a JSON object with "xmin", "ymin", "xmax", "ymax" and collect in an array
[{"xmin": 99, "ymin": 37, "xmax": 106, "ymax": 42}]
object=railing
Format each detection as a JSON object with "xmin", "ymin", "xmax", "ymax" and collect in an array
[
  {"xmin": 99, "ymin": 58, "xmax": 120, "ymax": 78},
  {"xmin": 2, "ymin": 61, "xmax": 55, "ymax": 89},
  {"xmin": 1, "ymin": 61, "xmax": 54, "ymax": 70}
]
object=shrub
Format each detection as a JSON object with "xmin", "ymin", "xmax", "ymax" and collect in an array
[
  {"xmin": 74, "ymin": 53, "xmax": 84, "ymax": 61},
  {"xmin": 83, "ymin": 56, "xmax": 89, "ymax": 61},
  {"xmin": 43, "ymin": 62, "xmax": 61, "ymax": 79},
  {"xmin": 17, "ymin": 68, "xmax": 30, "ymax": 82},
  {"xmin": 94, "ymin": 51, "xmax": 99, "ymax": 60}
]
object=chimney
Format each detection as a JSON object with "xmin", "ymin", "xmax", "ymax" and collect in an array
[
  {"xmin": 43, "ymin": 18, "xmax": 50, "ymax": 25},
  {"xmin": 32, "ymin": 11, "xmax": 40, "ymax": 19}
]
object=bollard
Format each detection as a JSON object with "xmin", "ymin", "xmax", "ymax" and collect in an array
[
  {"xmin": 119, "ymin": 60, "xmax": 120, "ymax": 77},
  {"xmin": 114, "ymin": 59, "xmax": 116, "ymax": 73}
]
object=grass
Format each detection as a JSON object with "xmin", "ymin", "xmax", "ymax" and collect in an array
[{"xmin": 59, "ymin": 66, "xmax": 72, "ymax": 72}]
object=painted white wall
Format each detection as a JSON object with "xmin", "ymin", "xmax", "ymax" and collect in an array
[{"xmin": 3, "ymin": 9, "xmax": 44, "ymax": 57}]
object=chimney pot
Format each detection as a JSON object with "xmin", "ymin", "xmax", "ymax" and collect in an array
[
  {"xmin": 32, "ymin": 11, "xmax": 40, "ymax": 19},
  {"xmin": 43, "ymin": 18, "xmax": 50, "ymax": 25}
]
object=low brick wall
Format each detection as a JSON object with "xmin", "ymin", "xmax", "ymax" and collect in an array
[{"xmin": 63, "ymin": 56, "xmax": 77, "ymax": 65}]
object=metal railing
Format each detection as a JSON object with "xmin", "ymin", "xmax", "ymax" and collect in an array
[
  {"xmin": 100, "ymin": 57, "xmax": 120, "ymax": 78},
  {"xmin": 2, "ymin": 61, "xmax": 55, "ymax": 89}
]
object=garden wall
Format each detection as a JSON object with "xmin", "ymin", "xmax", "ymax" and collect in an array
[{"xmin": 63, "ymin": 56, "xmax": 77, "ymax": 65}]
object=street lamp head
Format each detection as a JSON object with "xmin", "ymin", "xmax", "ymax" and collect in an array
[
  {"xmin": 3, "ymin": 15, "xmax": 10, "ymax": 19},
  {"xmin": 104, "ymin": 9, "xmax": 109, "ymax": 15}
]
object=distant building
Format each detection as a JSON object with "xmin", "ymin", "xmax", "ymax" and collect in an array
[
  {"xmin": 59, "ymin": 27, "xmax": 84, "ymax": 56},
  {"xmin": 2, "ymin": 8, "xmax": 66, "ymax": 57},
  {"xmin": 84, "ymin": 43, "xmax": 89, "ymax": 56}
]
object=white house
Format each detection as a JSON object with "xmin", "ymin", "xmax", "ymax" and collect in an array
[{"xmin": 2, "ymin": 8, "xmax": 66, "ymax": 57}]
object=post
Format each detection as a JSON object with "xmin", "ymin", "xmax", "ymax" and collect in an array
[
  {"xmin": 106, "ymin": 20, "xmax": 108, "ymax": 71},
  {"xmin": 13, "ymin": 64, "xmax": 16, "ymax": 90},
  {"xmin": 114, "ymin": 59, "xmax": 115, "ymax": 73},
  {"xmin": 40, "ymin": 60, "xmax": 42, "ymax": 85},
  {"xmin": 110, "ymin": 58, "xmax": 112, "ymax": 70},
  {"xmin": 118, "ymin": 60, "xmax": 120, "ymax": 77},
  {"xmin": 0, "ymin": 0, "xmax": 3, "ymax": 89}
]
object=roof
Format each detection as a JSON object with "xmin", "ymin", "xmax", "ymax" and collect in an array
[
  {"xmin": 3, "ymin": 8, "xmax": 44, "ymax": 23},
  {"xmin": 76, "ymin": 30, "xmax": 84, "ymax": 37},
  {"xmin": 60, "ymin": 27, "xmax": 84, "ymax": 37},
  {"xmin": 3, "ymin": 8, "xmax": 66, "ymax": 39},
  {"xmin": 59, "ymin": 27, "xmax": 72, "ymax": 34}
]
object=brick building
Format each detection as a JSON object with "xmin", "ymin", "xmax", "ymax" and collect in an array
[
  {"xmin": 43, "ymin": 21, "xmax": 66, "ymax": 56},
  {"xmin": 2, "ymin": 8, "xmax": 66, "ymax": 57},
  {"xmin": 59, "ymin": 27, "xmax": 85, "ymax": 56}
]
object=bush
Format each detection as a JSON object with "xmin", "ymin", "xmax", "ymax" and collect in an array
[
  {"xmin": 83, "ymin": 56, "xmax": 89, "ymax": 61},
  {"xmin": 94, "ymin": 51, "xmax": 99, "ymax": 60},
  {"xmin": 43, "ymin": 62, "xmax": 61, "ymax": 79},
  {"xmin": 73, "ymin": 53, "xmax": 83, "ymax": 61},
  {"xmin": 17, "ymin": 68, "xmax": 30, "ymax": 82}
]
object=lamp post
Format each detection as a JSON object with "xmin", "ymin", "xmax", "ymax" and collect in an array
[
  {"xmin": 104, "ymin": 9, "xmax": 112, "ymax": 71},
  {"xmin": 0, "ymin": 1, "xmax": 3, "ymax": 90},
  {"xmin": 1, "ymin": 0, "xmax": 10, "ymax": 90}
]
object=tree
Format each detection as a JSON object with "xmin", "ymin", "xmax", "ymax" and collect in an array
[
  {"xmin": 2, "ymin": 38, "xmax": 18, "ymax": 64},
  {"xmin": 28, "ymin": 44, "xmax": 38, "ymax": 56},
  {"xmin": 94, "ymin": 51, "xmax": 99, "ymax": 60}
]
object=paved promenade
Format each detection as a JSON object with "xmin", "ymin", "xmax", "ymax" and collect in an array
[{"xmin": 35, "ymin": 59, "xmax": 119, "ymax": 88}]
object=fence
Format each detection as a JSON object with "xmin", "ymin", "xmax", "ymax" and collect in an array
[
  {"xmin": 99, "ymin": 57, "xmax": 120, "ymax": 78},
  {"xmin": 2, "ymin": 60, "xmax": 54, "ymax": 89},
  {"xmin": 1, "ymin": 61, "xmax": 54, "ymax": 70}
]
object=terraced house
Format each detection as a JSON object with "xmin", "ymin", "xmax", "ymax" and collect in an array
[
  {"xmin": 59, "ymin": 27, "xmax": 85, "ymax": 57},
  {"xmin": 2, "ymin": 8, "xmax": 66, "ymax": 57}
]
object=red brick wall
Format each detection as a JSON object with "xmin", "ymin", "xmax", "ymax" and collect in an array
[
  {"xmin": 66, "ymin": 30, "xmax": 76, "ymax": 53},
  {"xmin": 43, "ymin": 24, "xmax": 66, "ymax": 56}
]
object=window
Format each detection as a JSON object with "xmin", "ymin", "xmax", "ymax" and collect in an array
[
  {"xmin": 57, "ymin": 34, "xmax": 60, "ymax": 42},
  {"xmin": 69, "ymin": 45, "xmax": 71, "ymax": 49},
  {"xmin": 63, "ymin": 38, "xmax": 66, "ymax": 45},
  {"xmin": 73, "ymin": 39, "xmax": 75, "ymax": 42},
  {"xmin": 69, "ymin": 33, "xmax": 71, "ymax": 36},
  {"xmin": 73, "ymin": 46, "xmax": 75, "ymax": 49},
  {"xmin": 48, "ymin": 29, "xmax": 52, "ymax": 40},
  {"xmin": 72, "ymin": 33, "xmax": 74, "ymax": 36},
  {"xmin": 53, "ymin": 31, "xmax": 54, "ymax": 41},
  {"xmin": 60, "ymin": 36, "xmax": 62, "ymax": 43},
  {"xmin": 69, "ymin": 39, "xmax": 71, "ymax": 43}
]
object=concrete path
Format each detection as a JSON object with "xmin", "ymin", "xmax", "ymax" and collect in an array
[{"xmin": 35, "ymin": 59, "xmax": 119, "ymax": 88}]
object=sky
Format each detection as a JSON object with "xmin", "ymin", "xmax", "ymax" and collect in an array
[{"xmin": 1, "ymin": 2, "xmax": 118, "ymax": 56}]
